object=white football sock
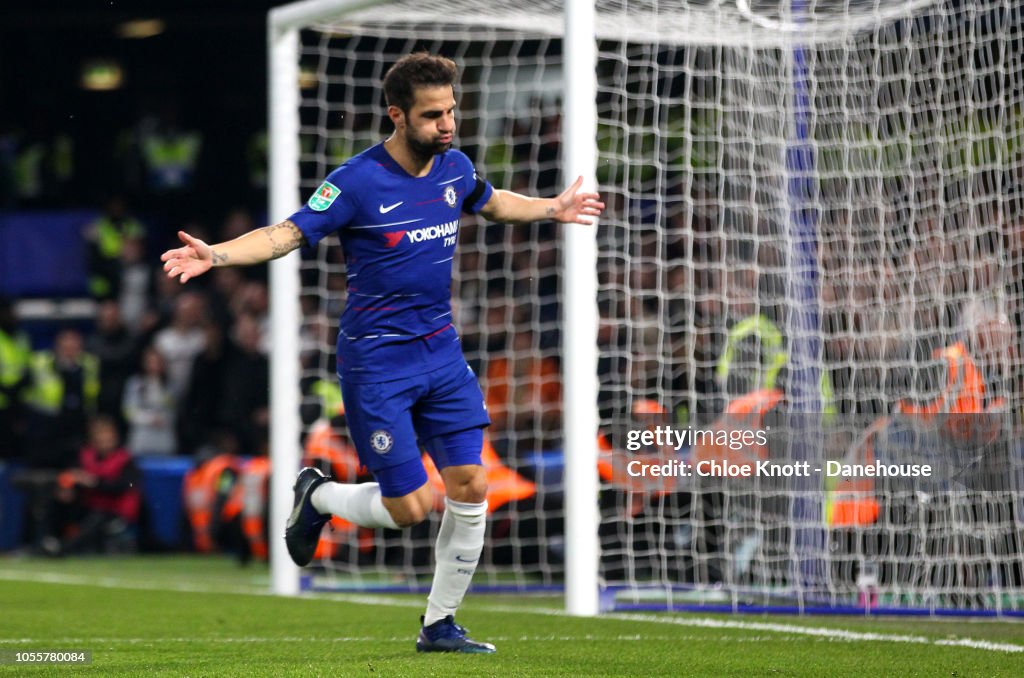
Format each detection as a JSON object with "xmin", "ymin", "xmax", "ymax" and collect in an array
[
  {"xmin": 310, "ymin": 482, "xmax": 400, "ymax": 530},
  {"xmin": 423, "ymin": 497, "xmax": 487, "ymax": 626}
]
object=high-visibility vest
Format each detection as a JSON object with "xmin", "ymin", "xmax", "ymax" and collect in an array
[
  {"xmin": 221, "ymin": 456, "xmax": 271, "ymax": 560},
  {"xmin": 311, "ymin": 379, "xmax": 345, "ymax": 419},
  {"xmin": 24, "ymin": 351, "xmax": 100, "ymax": 415},
  {"xmin": 183, "ymin": 454, "xmax": 241, "ymax": 553},
  {"xmin": 52, "ymin": 134, "xmax": 73, "ymax": 183},
  {"xmin": 0, "ymin": 328, "xmax": 32, "ymax": 409},
  {"xmin": 141, "ymin": 132, "xmax": 201, "ymax": 190},
  {"xmin": 304, "ymin": 418, "xmax": 361, "ymax": 482},
  {"xmin": 691, "ymin": 387, "xmax": 784, "ymax": 476},
  {"xmin": 88, "ymin": 215, "xmax": 146, "ymax": 297},
  {"xmin": 897, "ymin": 341, "xmax": 985, "ymax": 417},
  {"xmin": 896, "ymin": 341, "xmax": 1001, "ymax": 444},
  {"xmin": 12, "ymin": 135, "xmax": 73, "ymax": 199},
  {"xmin": 485, "ymin": 354, "xmax": 561, "ymax": 428},
  {"xmin": 90, "ymin": 216, "xmax": 145, "ymax": 259},
  {"xmin": 596, "ymin": 430, "xmax": 682, "ymax": 498},
  {"xmin": 825, "ymin": 417, "xmax": 885, "ymax": 528},
  {"xmin": 716, "ymin": 314, "xmax": 835, "ymax": 416},
  {"xmin": 13, "ymin": 142, "xmax": 45, "ymax": 198}
]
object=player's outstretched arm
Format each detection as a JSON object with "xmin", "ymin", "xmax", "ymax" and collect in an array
[
  {"xmin": 479, "ymin": 175, "xmax": 604, "ymax": 225},
  {"xmin": 161, "ymin": 220, "xmax": 307, "ymax": 284}
]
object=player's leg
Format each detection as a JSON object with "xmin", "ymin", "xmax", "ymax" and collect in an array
[
  {"xmin": 413, "ymin": 361, "xmax": 494, "ymax": 653},
  {"xmin": 285, "ymin": 376, "xmax": 431, "ymax": 566},
  {"xmin": 312, "ymin": 465, "xmax": 433, "ymax": 526},
  {"xmin": 286, "ymin": 463, "xmax": 434, "ymax": 566},
  {"xmin": 425, "ymin": 437, "xmax": 488, "ymax": 624},
  {"xmin": 416, "ymin": 429, "xmax": 493, "ymax": 653}
]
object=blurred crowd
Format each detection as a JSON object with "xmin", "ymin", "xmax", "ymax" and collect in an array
[
  {"xmin": 0, "ymin": 100, "xmax": 262, "ymax": 221},
  {"xmin": 0, "ymin": 202, "xmax": 274, "ymax": 555},
  {"xmin": 4, "ymin": 112, "xmax": 1023, "ymax": 469},
  {"xmin": 2, "ymin": 101, "xmax": 1024, "ymax": 563},
  {"xmin": 1, "ymin": 209, "xmax": 273, "ymax": 468}
]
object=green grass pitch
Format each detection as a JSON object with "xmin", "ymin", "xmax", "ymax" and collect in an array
[{"xmin": 1, "ymin": 555, "xmax": 1022, "ymax": 676}]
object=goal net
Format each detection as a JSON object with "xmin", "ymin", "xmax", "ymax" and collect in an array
[{"xmin": 272, "ymin": 0, "xmax": 1024, "ymax": 614}]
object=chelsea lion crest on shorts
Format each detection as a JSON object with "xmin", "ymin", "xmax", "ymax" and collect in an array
[{"xmin": 370, "ymin": 430, "xmax": 394, "ymax": 454}]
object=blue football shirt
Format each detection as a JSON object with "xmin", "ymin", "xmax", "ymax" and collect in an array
[{"xmin": 288, "ymin": 143, "xmax": 494, "ymax": 383}]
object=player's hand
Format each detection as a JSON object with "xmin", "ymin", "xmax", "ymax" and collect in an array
[
  {"xmin": 161, "ymin": 230, "xmax": 213, "ymax": 283},
  {"xmin": 552, "ymin": 175, "xmax": 605, "ymax": 225}
]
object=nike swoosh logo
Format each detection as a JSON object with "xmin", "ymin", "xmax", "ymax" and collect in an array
[
  {"xmin": 454, "ymin": 555, "xmax": 478, "ymax": 563},
  {"xmin": 379, "ymin": 201, "xmax": 403, "ymax": 214}
]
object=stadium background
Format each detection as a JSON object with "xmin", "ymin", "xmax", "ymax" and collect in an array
[
  {"xmin": 0, "ymin": 0, "xmax": 285, "ymax": 216},
  {"xmin": 0, "ymin": 0, "xmax": 1019, "ymax": 671},
  {"xmin": 0, "ymin": 0, "xmax": 304, "ymax": 555}
]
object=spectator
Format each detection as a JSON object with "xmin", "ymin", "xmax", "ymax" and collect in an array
[
  {"xmin": 84, "ymin": 195, "xmax": 145, "ymax": 300},
  {"xmin": 122, "ymin": 344, "xmax": 177, "ymax": 456},
  {"xmin": 177, "ymin": 321, "xmax": 229, "ymax": 455},
  {"xmin": 485, "ymin": 329, "xmax": 561, "ymax": 456},
  {"xmin": 122, "ymin": 101, "xmax": 203, "ymax": 202},
  {"xmin": 87, "ymin": 300, "xmax": 139, "ymax": 429},
  {"xmin": 148, "ymin": 265, "xmax": 185, "ymax": 340},
  {"xmin": 235, "ymin": 281, "xmax": 270, "ymax": 351},
  {"xmin": 23, "ymin": 328, "xmax": 99, "ymax": 469},
  {"xmin": 896, "ymin": 299, "xmax": 1018, "ymax": 432},
  {"xmin": 118, "ymin": 234, "xmax": 157, "ymax": 336},
  {"xmin": 153, "ymin": 291, "xmax": 207, "ymax": 398},
  {"xmin": 40, "ymin": 414, "xmax": 140, "ymax": 556},
  {"xmin": 218, "ymin": 313, "xmax": 269, "ymax": 455},
  {"xmin": 206, "ymin": 266, "xmax": 247, "ymax": 329},
  {"xmin": 0, "ymin": 296, "xmax": 32, "ymax": 459},
  {"xmin": 220, "ymin": 207, "xmax": 257, "ymax": 243},
  {"xmin": 3, "ymin": 113, "xmax": 74, "ymax": 207}
]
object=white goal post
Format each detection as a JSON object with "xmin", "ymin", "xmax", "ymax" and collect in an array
[{"xmin": 268, "ymin": 0, "xmax": 1024, "ymax": 617}]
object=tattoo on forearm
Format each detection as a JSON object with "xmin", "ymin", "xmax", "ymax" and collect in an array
[
  {"xmin": 263, "ymin": 220, "xmax": 307, "ymax": 259},
  {"xmin": 211, "ymin": 249, "xmax": 228, "ymax": 265},
  {"xmin": 545, "ymin": 206, "xmax": 556, "ymax": 218}
]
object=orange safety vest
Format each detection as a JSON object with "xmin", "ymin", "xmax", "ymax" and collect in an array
[
  {"xmin": 422, "ymin": 434, "xmax": 536, "ymax": 512},
  {"xmin": 485, "ymin": 355, "xmax": 561, "ymax": 429},
  {"xmin": 896, "ymin": 341, "xmax": 1003, "ymax": 444},
  {"xmin": 220, "ymin": 456, "xmax": 271, "ymax": 560},
  {"xmin": 826, "ymin": 416, "xmax": 884, "ymax": 528},
  {"xmin": 303, "ymin": 419, "xmax": 363, "ymax": 482},
  {"xmin": 897, "ymin": 342, "xmax": 984, "ymax": 417},
  {"xmin": 691, "ymin": 388, "xmax": 783, "ymax": 476},
  {"xmin": 183, "ymin": 454, "xmax": 242, "ymax": 553},
  {"xmin": 596, "ymin": 431, "xmax": 681, "ymax": 497}
]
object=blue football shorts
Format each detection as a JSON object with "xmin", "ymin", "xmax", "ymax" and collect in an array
[{"xmin": 339, "ymin": 359, "xmax": 490, "ymax": 497}]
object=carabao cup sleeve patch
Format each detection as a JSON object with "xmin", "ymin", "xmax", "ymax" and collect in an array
[{"xmin": 308, "ymin": 181, "xmax": 341, "ymax": 211}]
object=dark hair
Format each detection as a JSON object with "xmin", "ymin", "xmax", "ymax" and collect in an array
[
  {"xmin": 382, "ymin": 53, "xmax": 458, "ymax": 113},
  {"xmin": 89, "ymin": 413, "xmax": 120, "ymax": 436}
]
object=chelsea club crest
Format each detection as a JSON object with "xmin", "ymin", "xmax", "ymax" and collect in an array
[
  {"xmin": 370, "ymin": 430, "xmax": 394, "ymax": 454},
  {"xmin": 444, "ymin": 185, "xmax": 457, "ymax": 208}
]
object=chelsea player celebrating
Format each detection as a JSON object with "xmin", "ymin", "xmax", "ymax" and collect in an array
[{"xmin": 162, "ymin": 53, "xmax": 603, "ymax": 653}]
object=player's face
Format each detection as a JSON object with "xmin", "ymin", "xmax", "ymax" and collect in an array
[{"xmin": 399, "ymin": 85, "xmax": 456, "ymax": 158}]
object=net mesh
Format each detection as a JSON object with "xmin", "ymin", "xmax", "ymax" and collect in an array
[{"xmin": 284, "ymin": 0, "xmax": 1024, "ymax": 611}]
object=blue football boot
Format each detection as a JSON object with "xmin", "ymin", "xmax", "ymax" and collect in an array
[
  {"xmin": 416, "ymin": 615, "xmax": 496, "ymax": 654},
  {"xmin": 284, "ymin": 467, "xmax": 331, "ymax": 566}
]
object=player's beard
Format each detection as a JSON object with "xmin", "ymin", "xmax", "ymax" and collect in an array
[{"xmin": 406, "ymin": 129, "xmax": 452, "ymax": 162}]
